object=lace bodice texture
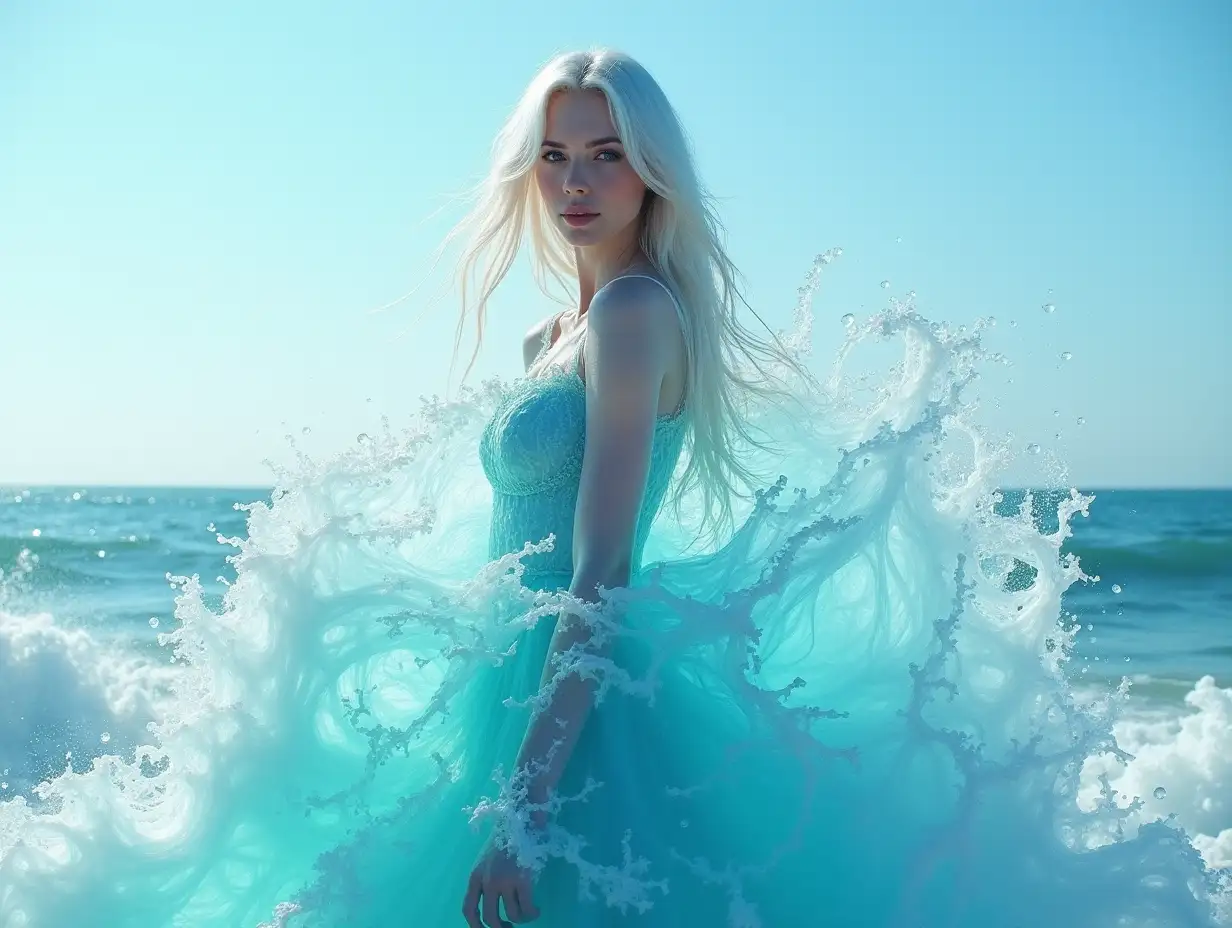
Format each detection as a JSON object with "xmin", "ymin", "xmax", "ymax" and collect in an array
[
  {"xmin": 479, "ymin": 278, "xmax": 689, "ymax": 585},
  {"xmin": 479, "ymin": 365, "xmax": 687, "ymax": 585}
]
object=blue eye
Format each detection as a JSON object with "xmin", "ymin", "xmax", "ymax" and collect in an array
[{"xmin": 539, "ymin": 149, "xmax": 623, "ymax": 163}]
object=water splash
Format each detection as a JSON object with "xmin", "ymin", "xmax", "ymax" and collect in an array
[{"xmin": 0, "ymin": 255, "xmax": 1225, "ymax": 927}]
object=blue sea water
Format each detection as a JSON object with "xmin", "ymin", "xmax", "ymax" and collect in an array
[
  {"xmin": 0, "ymin": 292, "xmax": 1229, "ymax": 925},
  {"xmin": 2, "ymin": 486, "xmax": 1227, "ymax": 702}
]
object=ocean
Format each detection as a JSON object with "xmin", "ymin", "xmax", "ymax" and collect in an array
[
  {"xmin": 2, "ymin": 484, "xmax": 1228, "ymax": 860},
  {"xmin": 2, "ymin": 465, "xmax": 1232, "ymax": 921},
  {"xmin": 5, "ymin": 487, "xmax": 1227, "ymax": 687}
]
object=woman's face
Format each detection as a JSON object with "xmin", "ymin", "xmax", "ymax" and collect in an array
[{"xmin": 534, "ymin": 89, "xmax": 648, "ymax": 249}]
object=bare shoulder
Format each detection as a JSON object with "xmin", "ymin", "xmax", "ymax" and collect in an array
[
  {"xmin": 587, "ymin": 275, "xmax": 682, "ymax": 360},
  {"xmin": 522, "ymin": 314, "xmax": 555, "ymax": 371}
]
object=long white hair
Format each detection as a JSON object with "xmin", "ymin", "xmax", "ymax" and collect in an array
[{"xmin": 444, "ymin": 48, "xmax": 809, "ymax": 544}]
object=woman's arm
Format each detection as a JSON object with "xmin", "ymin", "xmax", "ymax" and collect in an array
[{"xmin": 511, "ymin": 276, "xmax": 681, "ymax": 825}]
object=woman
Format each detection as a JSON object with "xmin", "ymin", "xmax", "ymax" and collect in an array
[
  {"xmin": 450, "ymin": 49, "xmax": 809, "ymax": 926},
  {"xmin": 0, "ymin": 48, "xmax": 1221, "ymax": 928}
]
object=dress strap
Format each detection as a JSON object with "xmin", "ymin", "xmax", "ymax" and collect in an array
[
  {"xmin": 604, "ymin": 275, "xmax": 686, "ymax": 330},
  {"xmin": 532, "ymin": 311, "xmax": 565, "ymax": 367},
  {"xmin": 570, "ymin": 322, "xmax": 588, "ymax": 376}
]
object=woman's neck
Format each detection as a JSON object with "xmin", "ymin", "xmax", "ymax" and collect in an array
[
  {"xmin": 572, "ymin": 230, "xmax": 651, "ymax": 318},
  {"xmin": 569, "ymin": 209, "xmax": 655, "ymax": 315}
]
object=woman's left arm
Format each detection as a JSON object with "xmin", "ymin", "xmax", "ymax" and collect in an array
[{"xmin": 512, "ymin": 278, "xmax": 680, "ymax": 826}]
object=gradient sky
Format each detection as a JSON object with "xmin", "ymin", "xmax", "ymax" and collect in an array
[{"xmin": 1, "ymin": 1, "xmax": 1228, "ymax": 489}]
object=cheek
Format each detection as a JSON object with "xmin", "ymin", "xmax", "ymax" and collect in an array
[
  {"xmin": 533, "ymin": 163, "xmax": 555, "ymax": 200},
  {"xmin": 605, "ymin": 166, "xmax": 647, "ymax": 214}
]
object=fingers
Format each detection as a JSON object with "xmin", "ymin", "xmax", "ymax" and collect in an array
[
  {"xmin": 461, "ymin": 869, "xmax": 484, "ymax": 928},
  {"xmin": 502, "ymin": 887, "xmax": 524, "ymax": 924},
  {"xmin": 513, "ymin": 883, "xmax": 541, "ymax": 922},
  {"xmin": 482, "ymin": 883, "xmax": 504, "ymax": 928},
  {"xmin": 464, "ymin": 867, "xmax": 537, "ymax": 927}
]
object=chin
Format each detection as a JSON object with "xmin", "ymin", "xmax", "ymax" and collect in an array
[{"xmin": 559, "ymin": 222, "xmax": 612, "ymax": 245}]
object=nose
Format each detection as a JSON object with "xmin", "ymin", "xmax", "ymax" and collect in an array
[{"xmin": 563, "ymin": 161, "xmax": 590, "ymax": 196}]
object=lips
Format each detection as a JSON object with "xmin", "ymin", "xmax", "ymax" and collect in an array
[{"xmin": 562, "ymin": 210, "xmax": 599, "ymax": 227}]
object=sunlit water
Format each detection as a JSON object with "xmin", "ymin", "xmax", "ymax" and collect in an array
[{"xmin": 1, "ymin": 258, "xmax": 1228, "ymax": 926}]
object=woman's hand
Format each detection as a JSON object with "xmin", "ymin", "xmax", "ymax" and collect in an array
[{"xmin": 462, "ymin": 835, "xmax": 541, "ymax": 927}]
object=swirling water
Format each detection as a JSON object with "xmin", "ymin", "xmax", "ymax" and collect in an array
[{"xmin": 0, "ymin": 267, "xmax": 1229, "ymax": 926}]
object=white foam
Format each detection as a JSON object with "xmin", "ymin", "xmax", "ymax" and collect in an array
[
  {"xmin": 0, "ymin": 610, "xmax": 178, "ymax": 793},
  {"xmin": 1080, "ymin": 676, "xmax": 1232, "ymax": 869}
]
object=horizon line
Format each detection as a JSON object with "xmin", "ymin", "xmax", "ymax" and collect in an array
[{"xmin": 2, "ymin": 482, "xmax": 1231, "ymax": 493}]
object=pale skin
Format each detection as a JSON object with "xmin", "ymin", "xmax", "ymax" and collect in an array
[{"xmin": 461, "ymin": 88, "xmax": 686, "ymax": 927}]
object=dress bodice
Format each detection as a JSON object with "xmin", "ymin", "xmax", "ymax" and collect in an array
[
  {"xmin": 479, "ymin": 279, "xmax": 689, "ymax": 588},
  {"xmin": 479, "ymin": 366, "xmax": 687, "ymax": 588}
]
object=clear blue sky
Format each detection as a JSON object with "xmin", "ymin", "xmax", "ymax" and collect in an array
[{"xmin": 1, "ymin": 1, "xmax": 1228, "ymax": 489}]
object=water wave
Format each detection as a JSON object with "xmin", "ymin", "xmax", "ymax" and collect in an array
[
  {"xmin": 0, "ymin": 257, "xmax": 1227, "ymax": 926},
  {"xmin": 1070, "ymin": 539, "xmax": 1232, "ymax": 580}
]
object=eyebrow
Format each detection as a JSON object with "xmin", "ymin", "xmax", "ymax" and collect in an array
[{"xmin": 540, "ymin": 136, "xmax": 623, "ymax": 149}]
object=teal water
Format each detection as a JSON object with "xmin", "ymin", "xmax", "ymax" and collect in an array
[
  {"xmin": 0, "ymin": 297, "xmax": 1228, "ymax": 925},
  {"xmin": 4, "ymin": 486, "xmax": 1227, "ymax": 695}
]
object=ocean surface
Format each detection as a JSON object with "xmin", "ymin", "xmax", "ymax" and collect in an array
[
  {"xmin": 2, "ymin": 485, "xmax": 1228, "ymax": 858},
  {"xmin": 4, "ymin": 485, "xmax": 1227, "ymax": 695},
  {"xmin": 1, "ymin": 278, "xmax": 1229, "ymax": 925}
]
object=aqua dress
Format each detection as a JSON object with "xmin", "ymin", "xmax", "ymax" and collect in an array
[{"xmin": 0, "ymin": 276, "xmax": 1223, "ymax": 927}]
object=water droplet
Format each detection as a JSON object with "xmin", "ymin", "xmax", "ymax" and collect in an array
[
  {"xmin": 100, "ymin": 732, "xmax": 111, "ymax": 744},
  {"xmin": 149, "ymin": 617, "xmax": 159, "ymax": 629},
  {"xmin": 1077, "ymin": 416, "xmax": 1086, "ymax": 426},
  {"xmin": 1, "ymin": 783, "xmax": 6, "ymax": 790},
  {"xmin": 1042, "ymin": 302, "xmax": 1056, "ymax": 314},
  {"xmin": 207, "ymin": 522, "xmax": 216, "ymax": 532},
  {"xmin": 1086, "ymin": 624, "xmax": 1093, "ymax": 631},
  {"xmin": 1026, "ymin": 443, "xmax": 1041, "ymax": 455},
  {"xmin": 1060, "ymin": 351, "xmax": 1073, "ymax": 362},
  {"xmin": 301, "ymin": 426, "xmax": 311, "ymax": 435},
  {"xmin": 906, "ymin": 289, "xmax": 916, "ymax": 299},
  {"xmin": 31, "ymin": 528, "xmax": 40, "ymax": 537},
  {"xmin": 148, "ymin": 497, "xmax": 156, "ymax": 505},
  {"xmin": 841, "ymin": 313, "xmax": 856, "ymax": 328},
  {"xmin": 1052, "ymin": 409, "xmax": 1060, "ymax": 417},
  {"xmin": 1009, "ymin": 320, "xmax": 1018, "ymax": 328},
  {"xmin": 72, "ymin": 491, "xmax": 82, "ymax": 501},
  {"xmin": 880, "ymin": 280, "xmax": 891, "ymax": 289},
  {"xmin": 1111, "ymin": 583, "xmax": 1122, "ymax": 594},
  {"xmin": 834, "ymin": 247, "xmax": 843, "ymax": 257},
  {"xmin": 357, "ymin": 432, "xmax": 371, "ymax": 444},
  {"xmin": 97, "ymin": 550, "xmax": 106, "ymax": 558},
  {"xmin": 1153, "ymin": 786, "xmax": 1166, "ymax": 800}
]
